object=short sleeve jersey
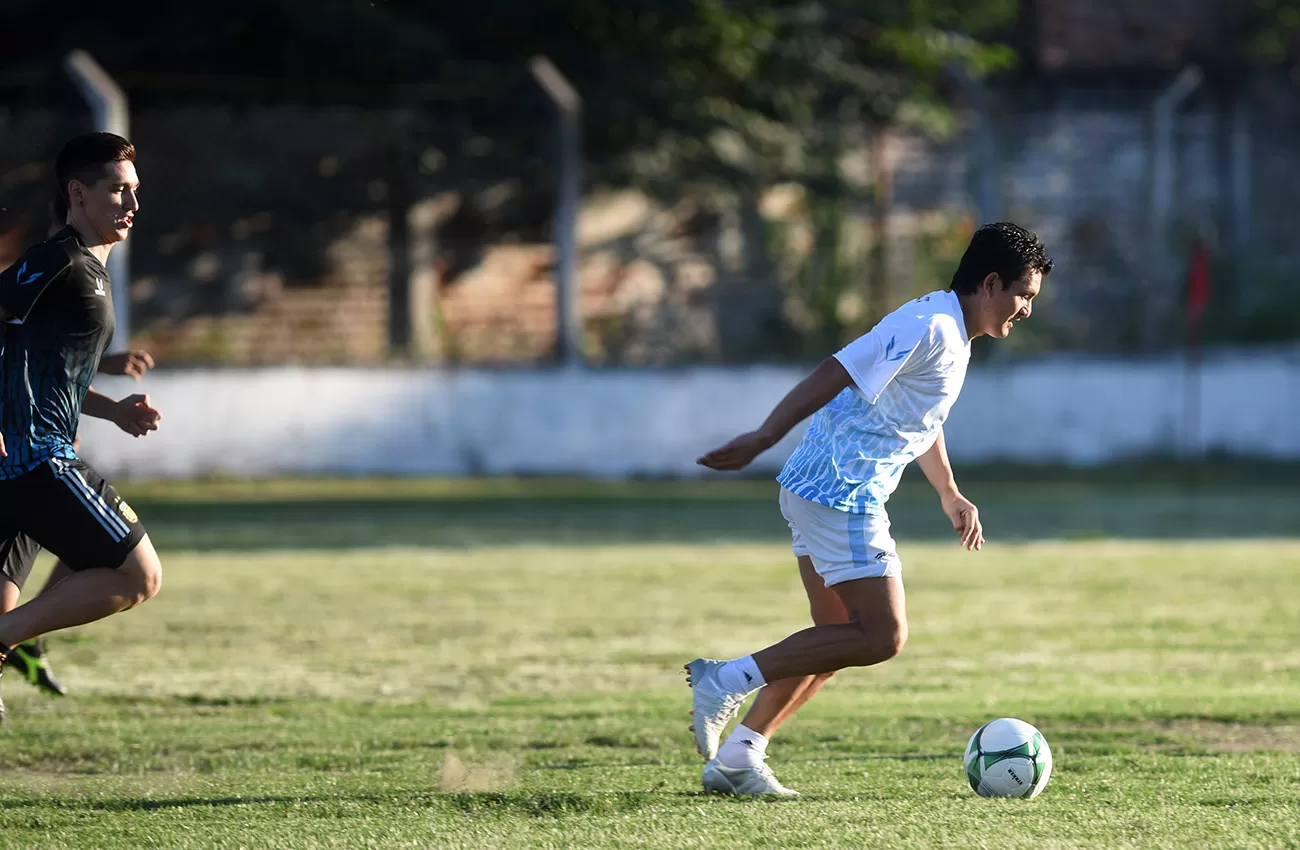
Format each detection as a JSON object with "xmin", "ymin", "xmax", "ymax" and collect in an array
[
  {"xmin": 777, "ymin": 289, "xmax": 972, "ymax": 513},
  {"xmin": 0, "ymin": 227, "xmax": 117, "ymax": 478}
]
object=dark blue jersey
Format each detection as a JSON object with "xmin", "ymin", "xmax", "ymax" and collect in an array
[{"xmin": 0, "ymin": 227, "xmax": 116, "ymax": 478}]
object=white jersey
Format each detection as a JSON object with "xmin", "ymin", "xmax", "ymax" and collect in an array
[{"xmin": 777, "ymin": 289, "xmax": 971, "ymax": 514}]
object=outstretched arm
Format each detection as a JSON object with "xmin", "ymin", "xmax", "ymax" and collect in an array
[
  {"xmin": 914, "ymin": 427, "xmax": 984, "ymax": 550},
  {"xmin": 697, "ymin": 357, "xmax": 852, "ymax": 471}
]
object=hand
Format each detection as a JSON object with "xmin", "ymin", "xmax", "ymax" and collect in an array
[
  {"xmin": 941, "ymin": 492, "xmax": 984, "ymax": 551},
  {"xmin": 697, "ymin": 430, "xmax": 773, "ymax": 471},
  {"xmin": 113, "ymin": 394, "xmax": 162, "ymax": 438},
  {"xmin": 0, "ymin": 432, "xmax": 5, "ymax": 458},
  {"xmin": 99, "ymin": 350, "xmax": 155, "ymax": 379}
]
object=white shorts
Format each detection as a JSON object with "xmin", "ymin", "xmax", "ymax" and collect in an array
[{"xmin": 778, "ymin": 486, "xmax": 903, "ymax": 586}]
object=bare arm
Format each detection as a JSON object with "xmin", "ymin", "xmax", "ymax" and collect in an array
[
  {"xmin": 914, "ymin": 427, "xmax": 959, "ymax": 501},
  {"xmin": 82, "ymin": 387, "xmax": 163, "ymax": 437},
  {"xmin": 915, "ymin": 428, "xmax": 984, "ymax": 551},
  {"xmin": 98, "ymin": 350, "xmax": 155, "ymax": 379},
  {"xmin": 697, "ymin": 357, "xmax": 852, "ymax": 471},
  {"xmin": 82, "ymin": 387, "xmax": 120, "ymax": 421}
]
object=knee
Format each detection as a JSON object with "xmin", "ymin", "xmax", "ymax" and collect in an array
[
  {"xmin": 882, "ymin": 621, "xmax": 908, "ymax": 659},
  {"xmin": 120, "ymin": 544, "xmax": 162, "ymax": 608},
  {"xmin": 125, "ymin": 562, "xmax": 161, "ymax": 608},
  {"xmin": 137, "ymin": 561, "xmax": 162, "ymax": 604},
  {"xmin": 853, "ymin": 618, "xmax": 908, "ymax": 664}
]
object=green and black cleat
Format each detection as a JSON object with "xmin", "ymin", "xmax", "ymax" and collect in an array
[{"xmin": 7, "ymin": 639, "xmax": 68, "ymax": 696}]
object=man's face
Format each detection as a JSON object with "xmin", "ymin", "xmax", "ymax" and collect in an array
[
  {"xmin": 70, "ymin": 160, "xmax": 139, "ymax": 245},
  {"xmin": 979, "ymin": 270, "xmax": 1041, "ymax": 339}
]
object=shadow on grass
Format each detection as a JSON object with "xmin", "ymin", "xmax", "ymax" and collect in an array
[
  {"xmin": 0, "ymin": 787, "xmax": 923, "ymax": 815},
  {"xmin": 537, "ymin": 753, "xmax": 954, "ymax": 772},
  {"xmin": 124, "ymin": 476, "xmax": 1300, "ymax": 552},
  {"xmin": 0, "ymin": 795, "xmax": 297, "ymax": 812},
  {"xmin": 0, "ymin": 790, "xmax": 659, "ymax": 818}
]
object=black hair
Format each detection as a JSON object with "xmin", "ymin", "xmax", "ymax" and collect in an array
[
  {"xmin": 950, "ymin": 222, "xmax": 1053, "ymax": 294},
  {"xmin": 52, "ymin": 132, "xmax": 136, "ymax": 224}
]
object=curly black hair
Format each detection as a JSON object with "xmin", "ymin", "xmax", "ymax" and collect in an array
[{"xmin": 949, "ymin": 222, "xmax": 1053, "ymax": 294}]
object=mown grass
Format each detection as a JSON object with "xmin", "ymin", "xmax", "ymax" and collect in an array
[{"xmin": 0, "ymin": 474, "xmax": 1295, "ymax": 848}]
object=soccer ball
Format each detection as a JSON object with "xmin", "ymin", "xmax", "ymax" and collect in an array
[{"xmin": 963, "ymin": 717, "xmax": 1053, "ymax": 799}]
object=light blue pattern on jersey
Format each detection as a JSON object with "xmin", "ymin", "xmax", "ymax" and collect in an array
[
  {"xmin": 777, "ymin": 388, "xmax": 932, "ymax": 514},
  {"xmin": 776, "ymin": 289, "xmax": 969, "ymax": 514}
]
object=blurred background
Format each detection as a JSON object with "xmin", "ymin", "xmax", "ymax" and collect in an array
[{"xmin": 2, "ymin": 0, "xmax": 1299, "ymax": 479}]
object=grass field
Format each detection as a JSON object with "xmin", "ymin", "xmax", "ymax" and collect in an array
[{"xmin": 1, "ymin": 470, "xmax": 1298, "ymax": 849}]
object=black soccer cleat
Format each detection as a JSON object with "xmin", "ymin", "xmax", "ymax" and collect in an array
[{"xmin": 7, "ymin": 639, "xmax": 69, "ymax": 696}]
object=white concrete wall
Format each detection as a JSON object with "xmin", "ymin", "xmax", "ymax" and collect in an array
[{"xmin": 78, "ymin": 348, "xmax": 1300, "ymax": 479}]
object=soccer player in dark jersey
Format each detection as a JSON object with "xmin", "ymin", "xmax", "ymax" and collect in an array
[
  {"xmin": 0, "ymin": 201, "xmax": 158, "ymax": 698},
  {"xmin": 0, "ymin": 132, "xmax": 163, "ymax": 722}
]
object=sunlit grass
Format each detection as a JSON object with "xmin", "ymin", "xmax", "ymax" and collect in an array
[{"xmin": 0, "ymin": 479, "xmax": 1295, "ymax": 848}]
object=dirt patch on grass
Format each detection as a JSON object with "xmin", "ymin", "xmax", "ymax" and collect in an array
[
  {"xmin": 439, "ymin": 751, "xmax": 520, "ymax": 792},
  {"xmin": 1158, "ymin": 720, "xmax": 1300, "ymax": 753}
]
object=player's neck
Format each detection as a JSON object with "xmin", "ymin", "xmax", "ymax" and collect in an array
[
  {"xmin": 955, "ymin": 292, "xmax": 986, "ymax": 340},
  {"xmin": 66, "ymin": 216, "xmax": 116, "ymax": 266}
]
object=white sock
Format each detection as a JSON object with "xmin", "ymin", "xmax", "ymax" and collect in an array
[
  {"xmin": 716, "ymin": 655, "xmax": 766, "ymax": 695},
  {"xmin": 718, "ymin": 724, "xmax": 769, "ymax": 769}
]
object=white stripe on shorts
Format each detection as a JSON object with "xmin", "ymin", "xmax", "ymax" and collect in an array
[{"xmin": 49, "ymin": 461, "xmax": 130, "ymax": 542}]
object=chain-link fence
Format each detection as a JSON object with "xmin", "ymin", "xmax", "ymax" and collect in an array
[{"xmin": 4, "ymin": 68, "xmax": 1300, "ymax": 366}]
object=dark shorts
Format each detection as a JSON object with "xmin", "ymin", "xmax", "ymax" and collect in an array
[{"xmin": 0, "ymin": 457, "xmax": 147, "ymax": 588}]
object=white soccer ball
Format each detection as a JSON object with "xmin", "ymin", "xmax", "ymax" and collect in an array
[{"xmin": 963, "ymin": 717, "xmax": 1053, "ymax": 799}]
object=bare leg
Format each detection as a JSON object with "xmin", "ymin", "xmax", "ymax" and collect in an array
[
  {"xmin": 38, "ymin": 561, "xmax": 74, "ymax": 597},
  {"xmin": 691, "ymin": 563, "xmax": 907, "ymax": 790},
  {"xmin": 751, "ymin": 574, "xmax": 908, "ymax": 682},
  {"xmin": 10, "ymin": 561, "xmax": 75, "ymax": 644},
  {"xmin": 1, "ymin": 581, "xmax": 19, "ymax": 615},
  {"xmin": 0, "ymin": 537, "xmax": 162, "ymax": 649},
  {"xmin": 739, "ymin": 556, "xmax": 848, "ymax": 738}
]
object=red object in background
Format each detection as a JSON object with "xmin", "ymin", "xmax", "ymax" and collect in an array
[{"xmin": 1185, "ymin": 240, "xmax": 1212, "ymax": 347}]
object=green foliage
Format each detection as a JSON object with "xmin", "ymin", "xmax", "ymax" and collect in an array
[
  {"xmin": 765, "ymin": 190, "xmax": 867, "ymax": 354},
  {"xmin": 615, "ymin": 1, "xmax": 1019, "ymax": 351},
  {"xmin": 1204, "ymin": 252, "xmax": 1300, "ymax": 345},
  {"xmin": 1246, "ymin": 0, "xmax": 1300, "ymax": 66},
  {"xmin": 10, "ymin": 2, "xmax": 1026, "ymax": 356},
  {"xmin": 363, "ymin": 0, "xmax": 1019, "ymax": 186}
]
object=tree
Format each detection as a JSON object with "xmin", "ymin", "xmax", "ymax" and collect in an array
[
  {"xmin": 1246, "ymin": 0, "xmax": 1300, "ymax": 71},
  {"xmin": 359, "ymin": 2, "xmax": 1018, "ymax": 355},
  {"xmin": 612, "ymin": 1, "xmax": 1018, "ymax": 348},
  {"xmin": 3, "ymin": 2, "xmax": 1018, "ymax": 358}
]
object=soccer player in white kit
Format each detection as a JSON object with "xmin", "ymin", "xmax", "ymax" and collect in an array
[{"xmin": 688, "ymin": 222, "xmax": 1052, "ymax": 795}]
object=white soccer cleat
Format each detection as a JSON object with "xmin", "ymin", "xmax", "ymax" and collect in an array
[
  {"xmin": 684, "ymin": 658, "xmax": 746, "ymax": 762},
  {"xmin": 702, "ymin": 758, "xmax": 800, "ymax": 797}
]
